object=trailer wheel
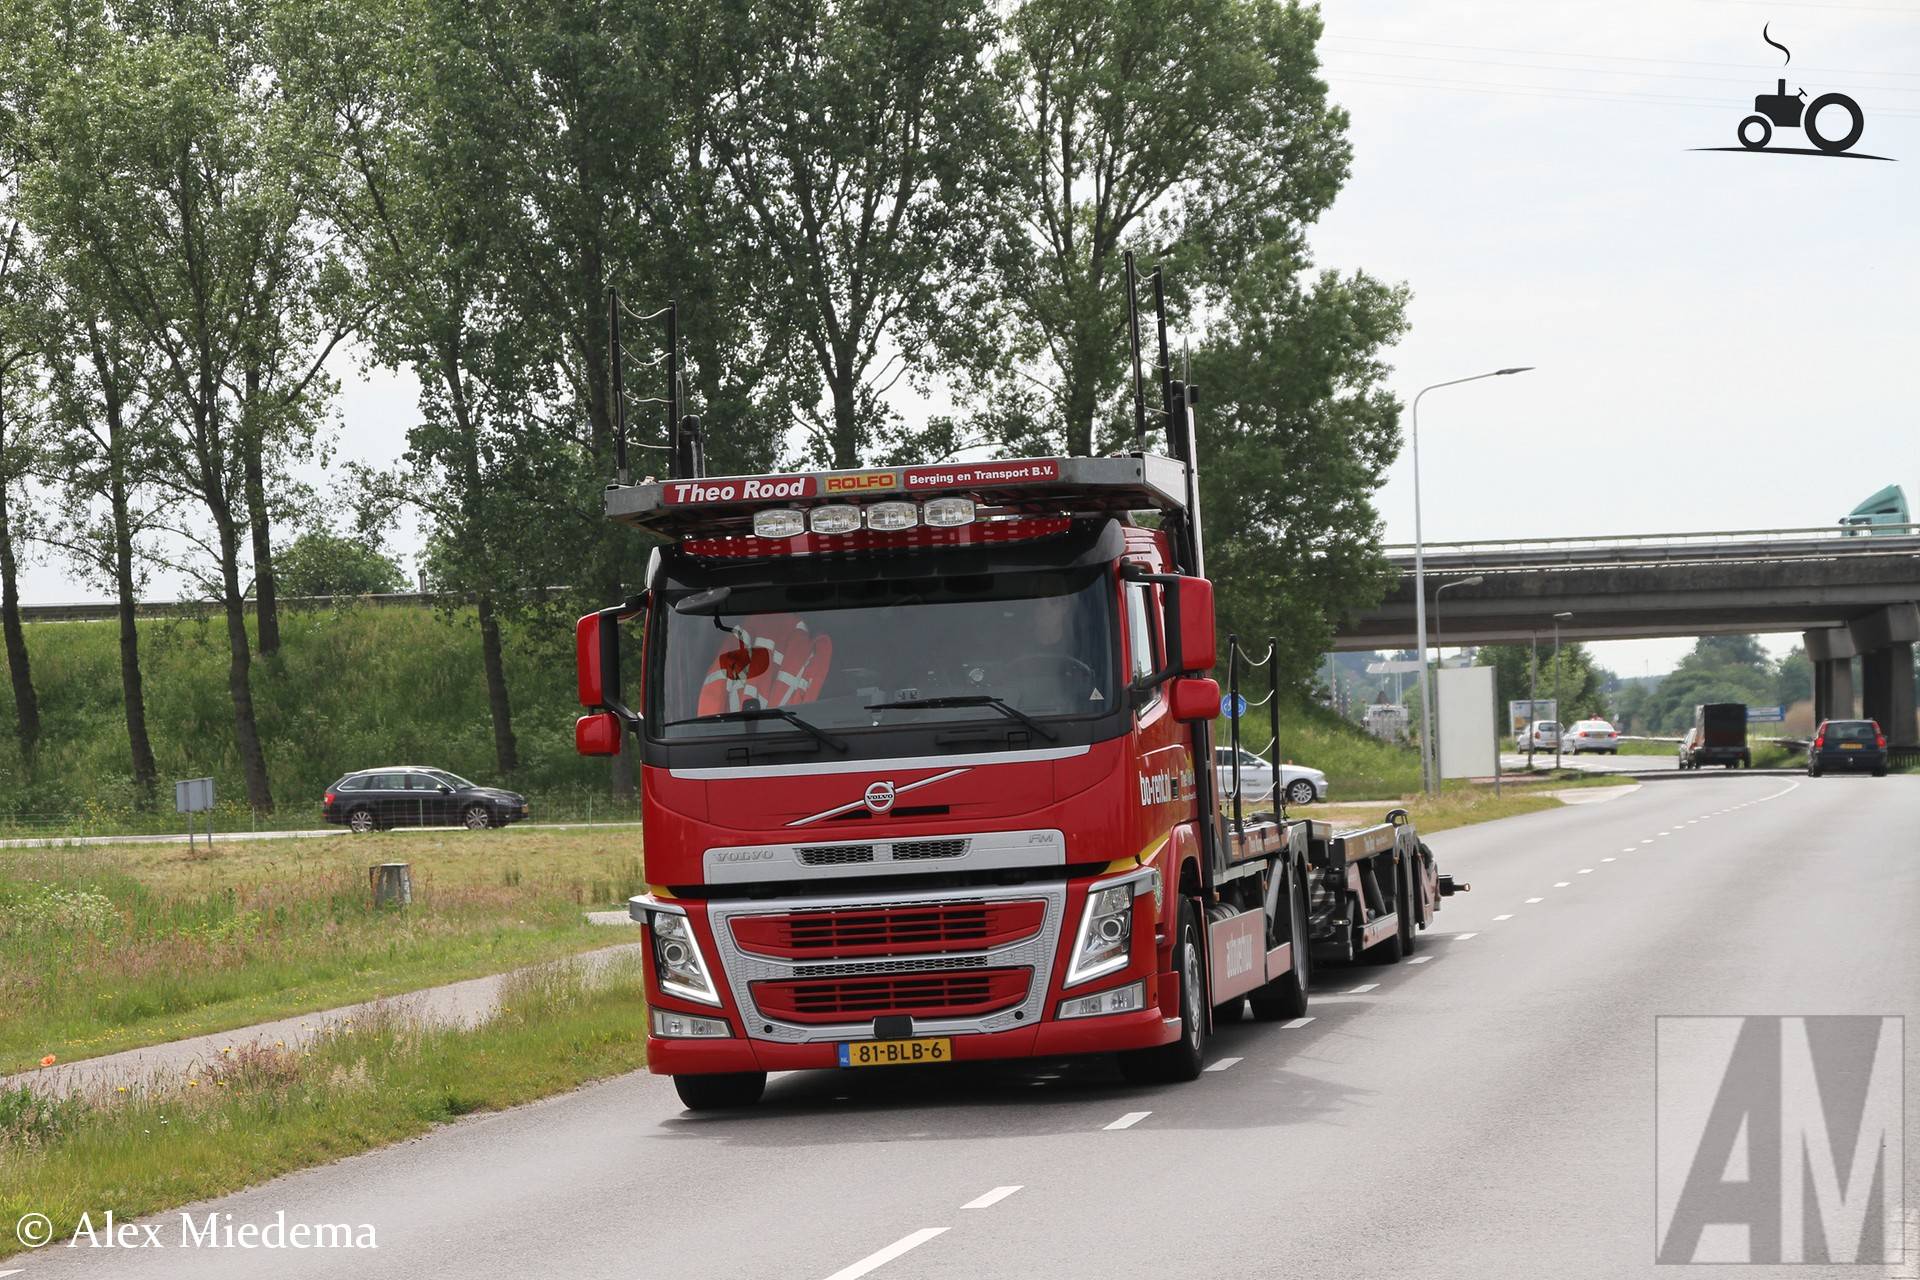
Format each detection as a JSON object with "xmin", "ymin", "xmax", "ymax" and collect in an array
[
  {"xmin": 1250, "ymin": 859, "xmax": 1310, "ymax": 1021},
  {"xmin": 1362, "ymin": 859, "xmax": 1404, "ymax": 964},
  {"xmin": 672, "ymin": 1071, "xmax": 766, "ymax": 1111},
  {"xmin": 1120, "ymin": 898, "xmax": 1206, "ymax": 1084},
  {"xmin": 1397, "ymin": 858, "xmax": 1418, "ymax": 956}
]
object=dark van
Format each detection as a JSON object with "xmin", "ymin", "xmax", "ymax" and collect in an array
[
  {"xmin": 1807, "ymin": 720, "xmax": 1889, "ymax": 778},
  {"xmin": 1681, "ymin": 703, "xmax": 1750, "ymax": 770}
]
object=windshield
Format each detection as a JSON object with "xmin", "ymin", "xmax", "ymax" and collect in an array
[{"xmin": 653, "ymin": 568, "xmax": 1117, "ymax": 742}]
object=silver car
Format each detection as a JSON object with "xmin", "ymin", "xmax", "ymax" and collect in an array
[{"xmin": 1213, "ymin": 747, "xmax": 1326, "ymax": 806}]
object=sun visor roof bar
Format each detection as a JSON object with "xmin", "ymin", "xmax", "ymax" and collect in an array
[{"xmin": 604, "ymin": 454, "xmax": 1191, "ymax": 539}]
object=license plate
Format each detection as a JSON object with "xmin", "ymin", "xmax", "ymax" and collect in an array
[
  {"xmin": 1841, "ymin": 742, "xmax": 1862, "ymax": 750},
  {"xmin": 837, "ymin": 1037, "xmax": 952, "ymax": 1068}
]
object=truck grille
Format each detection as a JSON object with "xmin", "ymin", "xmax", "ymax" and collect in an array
[
  {"xmin": 892, "ymin": 838, "xmax": 969, "ymax": 861},
  {"xmin": 750, "ymin": 968, "xmax": 1030, "ymax": 1024},
  {"xmin": 797, "ymin": 844, "xmax": 875, "ymax": 866},
  {"xmin": 729, "ymin": 900, "xmax": 1046, "ymax": 959}
]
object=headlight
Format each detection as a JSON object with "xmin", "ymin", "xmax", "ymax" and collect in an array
[
  {"xmin": 1059, "ymin": 980, "xmax": 1146, "ymax": 1020},
  {"xmin": 649, "ymin": 911, "xmax": 722, "ymax": 1006},
  {"xmin": 1065, "ymin": 881, "xmax": 1136, "ymax": 987},
  {"xmin": 650, "ymin": 1009, "xmax": 731, "ymax": 1038}
]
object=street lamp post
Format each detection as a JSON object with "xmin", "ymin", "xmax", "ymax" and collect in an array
[
  {"xmin": 1552, "ymin": 611, "xmax": 1573, "ymax": 770},
  {"xmin": 1412, "ymin": 369, "xmax": 1533, "ymax": 794},
  {"xmin": 1433, "ymin": 575, "xmax": 1486, "ymax": 667},
  {"xmin": 1527, "ymin": 632, "xmax": 1539, "ymax": 770}
]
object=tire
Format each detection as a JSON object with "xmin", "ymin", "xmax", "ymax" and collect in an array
[
  {"xmin": 1250, "ymin": 860, "xmax": 1310, "ymax": 1021},
  {"xmin": 1809, "ymin": 766, "xmax": 1822, "ymax": 778},
  {"xmin": 672, "ymin": 1071, "xmax": 766, "ymax": 1110},
  {"xmin": 1119, "ymin": 898, "xmax": 1206, "ymax": 1084},
  {"xmin": 1285, "ymin": 779, "xmax": 1316, "ymax": 806},
  {"xmin": 1397, "ymin": 857, "xmax": 1419, "ymax": 956},
  {"xmin": 1214, "ymin": 997, "xmax": 1247, "ymax": 1025},
  {"xmin": 463, "ymin": 803, "xmax": 494, "ymax": 830},
  {"xmin": 1363, "ymin": 859, "xmax": 1404, "ymax": 964},
  {"xmin": 1804, "ymin": 93, "xmax": 1863, "ymax": 153},
  {"xmin": 348, "ymin": 807, "xmax": 379, "ymax": 833},
  {"xmin": 1738, "ymin": 114, "xmax": 1772, "ymax": 149},
  {"xmin": 1872, "ymin": 767, "xmax": 1887, "ymax": 778}
]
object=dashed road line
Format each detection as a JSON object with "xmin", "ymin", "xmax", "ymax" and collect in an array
[
  {"xmin": 1281, "ymin": 1016, "xmax": 1315, "ymax": 1029},
  {"xmin": 1578, "ymin": 868, "xmax": 1594, "ymax": 874},
  {"xmin": 1104, "ymin": 1111, "xmax": 1152, "ymax": 1130},
  {"xmin": 824, "ymin": 1228, "xmax": 950, "ymax": 1280},
  {"xmin": 1554, "ymin": 881, "xmax": 1571, "ymax": 888},
  {"xmin": 1493, "ymin": 914, "xmax": 1513, "ymax": 921},
  {"xmin": 1602, "ymin": 857, "xmax": 1616, "ymax": 862},
  {"xmin": 1525, "ymin": 896, "xmax": 1544, "ymax": 903},
  {"xmin": 962, "ymin": 1186, "xmax": 1023, "ymax": 1210},
  {"xmin": 1203, "ymin": 1057, "xmax": 1243, "ymax": 1073},
  {"xmin": 1453, "ymin": 932, "xmax": 1479, "ymax": 940},
  {"xmin": 1407, "ymin": 955, "xmax": 1433, "ymax": 965},
  {"xmin": 1621, "ymin": 847, "xmax": 1637, "ymax": 853},
  {"xmin": 1640, "ymin": 839, "xmax": 1654, "ymax": 845},
  {"xmin": 1348, "ymin": 983, "xmax": 1379, "ymax": 994}
]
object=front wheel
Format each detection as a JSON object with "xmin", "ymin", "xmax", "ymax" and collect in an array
[
  {"xmin": 1738, "ymin": 114, "xmax": 1772, "ymax": 149},
  {"xmin": 1119, "ymin": 898, "xmax": 1206, "ymax": 1083},
  {"xmin": 348, "ymin": 807, "xmax": 379, "ymax": 833},
  {"xmin": 672, "ymin": 1071, "xmax": 767, "ymax": 1111},
  {"xmin": 1285, "ymin": 779, "xmax": 1316, "ymax": 806},
  {"xmin": 463, "ymin": 803, "xmax": 494, "ymax": 830}
]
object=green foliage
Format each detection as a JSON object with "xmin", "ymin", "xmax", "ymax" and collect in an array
[
  {"xmin": 274, "ymin": 531, "xmax": 406, "ymax": 598},
  {"xmin": 1635, "ymin": 635, "xmax": 1789, "ymax": 733},
  {"xmin": 1474, "ymin": 641, "xmax": 1607, "ymax": 723},
  {"xmin": 0, "ymin": 606, "xmax": 603, "ymax": 828}
]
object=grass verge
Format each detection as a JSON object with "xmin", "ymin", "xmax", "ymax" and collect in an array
[
  {"xmin": 1310, "ymin": 786, "xmax": 1566, "ymax": 835},
  {"xmin": 0, "ymin": 957, "xmax": 647, "ymax": 1259},
  {"xmin": 1, "ymin": 828, "xmax": 647, "ymax": 1074}
]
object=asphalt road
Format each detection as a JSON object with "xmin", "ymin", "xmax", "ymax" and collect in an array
[
  {"xmin": 1502, "ymin": 748, "xmax": 1677, "ymax": 774},
  {"xmin": 13, "ymin": 775, "xmax": 1918, "ymax": 1280}
]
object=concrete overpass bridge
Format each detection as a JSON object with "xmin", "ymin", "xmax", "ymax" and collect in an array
[{"xmin": 1332, "ymin": 524, "xmax": 1920, "ymax": 744}]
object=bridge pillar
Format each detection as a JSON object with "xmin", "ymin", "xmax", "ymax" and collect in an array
[
  {"xmin": 1845, "ymin": 605, "xmax": 1919, "ymax": 745},
  {"xmin": 1804, "ymin": 627, "xmax": 1857, "ymax": 724}
]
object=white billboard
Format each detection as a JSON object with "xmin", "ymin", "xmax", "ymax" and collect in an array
[{"xmin": 1438, "ymin": 667, "xmax": 1498, "ymax": 780}]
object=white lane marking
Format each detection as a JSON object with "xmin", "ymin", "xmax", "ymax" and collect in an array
[
  {"xmin": 1578, "ymin": 868, "xmax": 1594, "ymax": 874},
  {"xmin": 1104, "ymin": 1111, "xmax": 1152, "ymax": 1130},
  {"xmin": 1348, "ymin": 983, "xmax": 1380, "ymax": 994},
  {"xmin": 1, "ymin": 1269, "xmax": 26, "ymax": 1278},
  {"xmin": 1658, "ymin": 830, "xmax": 1671, "ymax": 835},
  {"xmin": 1684, "ymin": 819, "xmax": 1697, "ymax": 825},
  {"xmin": 1621, "ymin": 847, "xmax": 1637, "ymax": 853},
  {"xmin": 1407, "ymin": 955, "xmax": 1432, "ymax": 964},
  {"xmin": 1554, "ymin": 881, "xmax": 1571, "ymax": 888},
  {"xmin": 1525, "ymin": 896, "xmax": 1544, "ymax": 903},
  {"xmin": 1203, "ymin": 1057, "xmax": 1243, "ymax": 1073},
  {"xmin": 1282, "ymin": 1016, "xmax": 1315, "ymax": 1029},
  {"xmin": 1640, "ymin": 839, "xmax": 1654, "ymax": 845},
  {"xmin": 823, "ymin": 1227, "xmax": 950, "ymax": 1280},
  {"xmin": 1493, "ymin": 914, "xmax": 1513, "ymax": 921},
  {"xmin": 962, "ymin": 1186, "xmax": 1023, "ymax": 1210},
  {"xmin": 1453, "ymin": 932, "xmax": 1479, "ymax": 940}
]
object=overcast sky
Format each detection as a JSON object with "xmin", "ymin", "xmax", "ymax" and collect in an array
[{"xmin": 20, "ymin": 0, "xmax": 1917, "ymax": 679}]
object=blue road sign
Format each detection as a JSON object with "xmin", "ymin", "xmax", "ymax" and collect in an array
[
  {"xmin": 1749, "ymin": 704, "xmax": 1785, "ymax": 722},
  {"xmin": 1222, "ymin": 693, "xmax": 1248, "ymax": 718}
]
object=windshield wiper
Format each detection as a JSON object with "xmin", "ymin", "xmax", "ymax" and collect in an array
[
  {"xmin": 864, "ymin": 695, "xmax": 1057, "ymax": 742},
  {"xmin": 665, "ymin": 707, "xmax": 848, "ymax": 752}
]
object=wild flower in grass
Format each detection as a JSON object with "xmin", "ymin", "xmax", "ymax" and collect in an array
[{"xmin": 40, "ymin": 1054, "xmax": 56, "ymax": 1067}]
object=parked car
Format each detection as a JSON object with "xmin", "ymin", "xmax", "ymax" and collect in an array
[
  {"xmin": 1807, "ymin": 719, "xmax": 1889, "ymax": 778},
  {"xmin": 1680, "ymin": 703, "xmax": 1750, "ymax": 769},
  {"xmin": 1563, "ymin": 718, "xmax": 1620, "ymax": 755},
  {"xmin": 1518, "ymin": 720, "xmax": 1560, "ymax": 751},
  {"xmin": 323, "ymin": 767, "xmax": 530, "ymax": 832},
  {"xmin": 1212, "ymin": 746, "xmax": 1327, "ymax": 806}
]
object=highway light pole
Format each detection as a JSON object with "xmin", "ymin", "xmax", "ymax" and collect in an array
[
  {"xmin": 1412, "ymin": 368, "xmax": 1532, "ymax": 795},
  {"xmin": 1552, "ymin": 611, "xmax": 1572, "ymax": 770},
  {"xmin": 1433, "ymin": 575, "xmax": 1486, "ymax": 666}
]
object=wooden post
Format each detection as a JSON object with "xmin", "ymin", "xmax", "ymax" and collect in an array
[{"xmin": 370, "ymin": 862, "xmax": 412, "ymax": 908}]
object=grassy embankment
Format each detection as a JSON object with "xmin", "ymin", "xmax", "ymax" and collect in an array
[
  {"xmin": 1, "ymin": 956, "xmax": 648, "ymax": 1260},
  {"xmin": 0, "ymin": 604, "xmax": 620, "ymax": 835},
  {"xmin": 0, "ymin": 826, "xmax": 647, "ymax": 1074}
]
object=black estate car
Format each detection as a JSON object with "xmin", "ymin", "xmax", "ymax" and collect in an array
[
  {"xmin": 323, "ymin": 767, "xmax": 530, "ymax": 831},
  {"xmin": 1807, "ymin": 720, "xmax": 1889, "ymax": 778}
]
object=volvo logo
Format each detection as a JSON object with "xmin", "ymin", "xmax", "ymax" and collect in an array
[{"xmin": 863, "ymin": 781, "xmax": 896, "ymax": 814}]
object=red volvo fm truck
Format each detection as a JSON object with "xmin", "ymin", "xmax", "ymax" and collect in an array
[{"xmin": 574, "ymin": 377, "xmax": 1464, "ymax": 1109}]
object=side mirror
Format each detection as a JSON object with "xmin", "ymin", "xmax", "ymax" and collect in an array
[
  {"xmin": 1169, "ymin": 676, "xmax": 1221, "ymax": 723},
  {"xmin": 1172, "ymin": 576, "xmax": 1215, "ymax": 672},
  {"xmin": 576, "ymin": 612, "xmax": 608, "ymax": 707},
  {"xmin": 575, "ymin": 711, "xmax": 623, "ymax": 757}
]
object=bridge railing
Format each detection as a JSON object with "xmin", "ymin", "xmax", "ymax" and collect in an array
[{"xmin": 1385, "ymin": 522, "xmax": 1920, "ymax": 559}]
